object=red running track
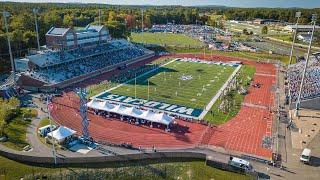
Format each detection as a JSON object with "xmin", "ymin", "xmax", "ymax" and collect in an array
[
  {"xmin": 51, "ymin": 92, "xmax": 207, "ymax": 149},
  {"xmin": 51, "ymin": 54, "xmax": 276, "ymax": 159}
]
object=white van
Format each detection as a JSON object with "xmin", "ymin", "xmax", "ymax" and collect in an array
[
  {"xmin": 300, "ymin": 148, "xmax": 311, "ymax": 164},
  {"xmin": 228, "ymin": 157, "xmax": 253, "ymax": 172}
]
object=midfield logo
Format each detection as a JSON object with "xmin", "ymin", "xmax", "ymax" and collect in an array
[{"xmin": 96, "ymin": 92, "xmax": 203, "ymax": 117}]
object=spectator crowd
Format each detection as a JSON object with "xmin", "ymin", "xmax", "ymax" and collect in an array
[
  {"xmin": 24, "ymin": 40, "xmax": 148, "ymax": 84},
  {"xmin": 287, "ymin": 54, "xmax": 320, "ymax": 102}
]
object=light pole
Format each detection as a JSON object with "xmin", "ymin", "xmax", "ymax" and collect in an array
[
  {"xmin": 288, "ymin": 12, "xmax": 301, "ymax": 112},
  {"xmin": 289, "ymin": 11, "xmax": 301, "ymax": 65},
  {"xmin": 98, "ymin": 9, "xmax": 101, "ymax": 26},
  {"xmin": 47, "ymin": 95, "xmax": 57, "ymax": 164},
  {"xmin": 141, "ymin": 9, "xmax": 144, "ymax": 32},
  {"xmin": 33, "ymin": 8, "xmax": 41, "ymax": 51},
  {"xmin": 3, "ymin": 11, "xmax": 15, "ymax": 86},
  {"xmin": 295, "ymin": 14, "xmax": 317, "ymax": 117}
]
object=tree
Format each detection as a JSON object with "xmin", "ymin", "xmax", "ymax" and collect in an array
[
  {"xmin": 261, "ymin": 26, "xmax": 268, "ymax": 34},
  {"xmin": 0, "ymin": 97, "xmax": 20, "ymax": 136},
  {"xmin": 243, "ymin": 28, "xmax": 248, "ymax": 35},
  {"xmin": 63, "ymin": 14, "xmax": 73, "ymax": 27},
  {"xmin": 108, "ymin": 11, "xmax": 117, "ymax": 22}
]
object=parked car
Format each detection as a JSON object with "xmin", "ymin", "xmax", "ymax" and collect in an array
[{"xmin": 300, "ymin": 148, "xmax": 311, "ymax": 164}]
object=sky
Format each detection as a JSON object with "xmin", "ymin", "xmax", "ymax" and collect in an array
[{"xmin": 1, "ymin": 0, "xmax": 320, "ymax": 8}]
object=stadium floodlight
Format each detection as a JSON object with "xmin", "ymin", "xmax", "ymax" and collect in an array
[
  {"xmin": 98, "ymin": 9, "xmax": 101, "ymax": 26},
  {"xmin": 295, "ymin": 13, "xmax": 317, "ymax": 117},
  {"xmin": 46, "ymin": 95, "xmax": 57, "ymax": 164},
  {"xmin": 33, "ymin": 8, "xmax": 41, "ymax": 51},
  {"xmin": 289, "ymin": 11, "xmax": 302, "ymax": 65},
  {"xmin": 288, "ymin": 11, "xmax": 302, "ymax": 110},
  {"xmin": 141, "ymin": 9, "xmax": 144, "ymax": 32},
  {"xmin": 2, "ymin": 11, "xmax": 16, "ymax": 86}
]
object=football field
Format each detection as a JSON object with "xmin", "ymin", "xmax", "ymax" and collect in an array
[
  {"xmin": 131, "ymin": 32, "xmax": 205, "ymax": 47},
  {"xmin": 95, "ymin": 59, "xmax": 237, "ymax": 118}
]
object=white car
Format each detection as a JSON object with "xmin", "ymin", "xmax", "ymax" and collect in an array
[{"xmin": 300, "ymin": 148, "xmax": 311, "ymax": 164}]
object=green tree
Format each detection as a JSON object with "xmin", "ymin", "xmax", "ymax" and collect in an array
[
  {"xmin": 243, "ymin": 28, "xmax": 248, "ymax": 35},
  {"xmin": 261, "ymin": 26, "xmax": 268, "ymax": 34},
  {"xmin": 63, "ymin": 14, "xmax": 73, "ymax": 27}
]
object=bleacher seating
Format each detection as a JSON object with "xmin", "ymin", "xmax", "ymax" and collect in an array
[
  {"xmin": 23, "ymin": 40, "xmax": 148, "ymax": 84},
  {"xmin": 287, "ymin": 56, "xmax": 320, "ymax": 101}
]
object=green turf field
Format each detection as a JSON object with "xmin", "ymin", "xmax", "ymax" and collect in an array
[
  {"xmin": 131, "ymin": 32, "xmax": 205, "ymax": 47},
  {"xmin": 109, "ymin": 60, "xmax": 235, "ymax": 110}
]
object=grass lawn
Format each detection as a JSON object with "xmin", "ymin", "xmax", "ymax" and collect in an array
[
  {"xmin": 108, "ymin": 60, "xmax": 235, "ymax": 109},
  {"xmin": 2, "ymin": 108, "xmax": 37, "ymax": 151},
  {"xmin": 87, "ymin": 81, "xmax": 118, "ymax": 98},
  {"xmin": 131, "ymin": 32, "xmax": 205, "ymax": 48},
  {"xmin": 204, "ymin": 65, "xmax": 256, "ymax": 125},
  {"xmin": 0, "ymin": 156, "xmax": 59, "ymax": 180},
  {"xmin": 0, "ymin": 156, "xmax": 252, "ymax": 180},
  {"xmin": 38, "ymin": 118, "xmax": 53, "ymax": 128}
]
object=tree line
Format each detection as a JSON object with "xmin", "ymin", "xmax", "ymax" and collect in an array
[{"xmin": 0, "ymin": 2, "xmax": 319, "ymax": 73}]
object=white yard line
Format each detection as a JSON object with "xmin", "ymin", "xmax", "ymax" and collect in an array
[
  {"xmin": 91, "ymin": 58, "xmax": 178, "ymax": 99},
  {"xmin": 198, "ymin": 65, "xmax": 242, "ymax": 120}
]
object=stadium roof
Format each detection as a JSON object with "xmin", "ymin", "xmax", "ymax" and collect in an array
[
  {"xmin": 46, "ymin": 27, "xmax": 71, "ymax": 36},
  {"xmin": 85, "ymin": 24, "xmax": 105, "ymax": 32},
  {"xmin": 27, "ymin": 51, "xmax": 74, "ymax": 67}
]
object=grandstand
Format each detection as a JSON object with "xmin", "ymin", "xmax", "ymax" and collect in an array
[
  {"xmin": 287, "ymin": 53, "xmax": 320, "ymax": 106},
  {"xmin": 15, "ymin": 24, "xmax": 154, "ymax": 91},
  {"xmin": 0, "ymin": 74, "xmax": 18, "ymax": 99}
]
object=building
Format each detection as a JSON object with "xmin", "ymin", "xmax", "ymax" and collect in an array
[
  {"xmin": 284, "ymin": 25, "xmax": 320, "ymax": 32},
  {"xmin": 297, "ymin": 33, "xmax": 315, "ymax": 43},
  {"xmin": 14, "ymin": 24, "xmax": 154, "ymax": 91},
  {"xmin": 252, "ymin": 18, "xmax": 281, "ymax": 25},
  {"xmin": 252, "ymin": 18, "xmax": 265, "ymax": 24},
  {"xmin": 46, "ymin": 24, "xmax": 110, "ymax": 50}
]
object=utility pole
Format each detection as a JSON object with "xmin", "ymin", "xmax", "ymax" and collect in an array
[
  {"xmin": 3, "ymin": 11, "xmax": 15, "ymax": 86},
  {"xmin": 289, "ymin": 12, "xmax": 301, "ymax": 65},
  {"xmin": 33, "ymin": 8, "xmax": 41, "ymax": 51},
  {"xmin": 98, "ymin": 9, "xmax": 101, "ymax": 26},
  {"xmin": 147, "ymin": 79, "xmax": 150, "ymax": 100},
  {"xmin": 135, "ymin": 73, "xmax": 137, "ymax": 99},
  {"xmin": 288, "ymin": 12, "xmax": 301, "ymax": 111},
  {"xmin": 141, "ymin": 9, "xmax": 144, "ymax": 32},
  {"xmin": 295, "ymin": 14, "xmax": 317, "ymax": 117},
  {"xmin": 47, "ymin": 95, "xmax": 57, "ymax": 164}
]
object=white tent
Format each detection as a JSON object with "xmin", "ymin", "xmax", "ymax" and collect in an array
[
  {"xmin": 47, "ymin": 126, "xmax": 76, "ymax": 143},
  {"xmin": 153, "ymin": 112, "xmax": 174, "ymax": 125},
  {"xmin": 87, "ymin": 99, "xmax": 174, "ymax": 126},
  {"xmin": 87, "ymin": 99, "xmax": 106, "ymax": 111}
]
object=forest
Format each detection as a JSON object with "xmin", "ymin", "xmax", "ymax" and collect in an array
[{"xmin": 0, "ymin": 2, "xmax": 319, "ymax": 73}]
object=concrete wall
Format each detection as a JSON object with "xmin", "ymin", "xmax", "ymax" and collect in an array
[{"xmin": 0, "ymin": 148, "xmax": 205, "ymax": 165}]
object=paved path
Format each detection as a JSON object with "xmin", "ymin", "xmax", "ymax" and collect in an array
[{"xmin": 25, "ymin": 95, "xmax": 52, "ymax": 155}]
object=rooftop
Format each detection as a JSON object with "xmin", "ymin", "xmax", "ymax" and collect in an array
[{"xmin": 46, "ymin": 27, "xmax": 70, "ymax": 36}]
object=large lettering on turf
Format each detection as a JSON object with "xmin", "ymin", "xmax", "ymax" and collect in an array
[{"xmin": 96, "ymin": 92, "xmax": 203, "ymax": 117}]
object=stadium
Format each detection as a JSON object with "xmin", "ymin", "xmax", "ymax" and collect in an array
[
  {"xmin": 1, "ymin": 23, "xmax": 278, "ymax": 160},
  {"xmin": 1, "ymin": 8, "xmax": 320, "ymax": 179}
]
